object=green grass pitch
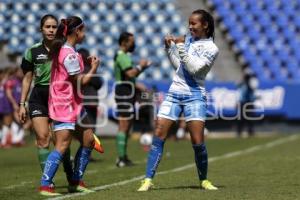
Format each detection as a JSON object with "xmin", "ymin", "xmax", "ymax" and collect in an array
[{"xmin": 0, "ymin": 134, "xmax": 299, "ymax": 200}]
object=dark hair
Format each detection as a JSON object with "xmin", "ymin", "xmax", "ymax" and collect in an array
[
  {"xmin": 49, "ymin": 16, "xmax": 84, "ymax": 59},
  {"xmin": 192, "ymin": 9, "xmax": 215, "ymax": 39},
  {"xmin": 78, "ymin": 48, "xmax": 90, "ymax": 66},
  {"xmin": 118, "ymin": 32, "xmax": 133, "ymax": 45},
  {"xmin": 40, "ymin": 14, "xmax": 58, "ymax": 30}
]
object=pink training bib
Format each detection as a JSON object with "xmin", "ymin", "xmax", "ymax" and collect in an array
[{"xmin": 48, "ymin": 45, "xmax": 84, "ymax": 123}]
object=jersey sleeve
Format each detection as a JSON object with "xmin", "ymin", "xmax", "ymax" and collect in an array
[
  {"xmin": 201, "ymin": 50, "xmax": 219, "ymax": 66},
  {"xmin": 20, "ymin": 48, "xmax": 34, "ymax": 74},
  {"xmin": 176, "ymin": 43, "xmax": 219, "ymax": 75},
  {"xmin": 117, "ymin": 54, "xmax": 132, "ymax": 71},
  {"xmin": 63, "ymin": 53, "xmax": 81, "ymax": 75},
  {"xmin": 166, "ymin": 42, "xmax": 181, "ymax": 69}
]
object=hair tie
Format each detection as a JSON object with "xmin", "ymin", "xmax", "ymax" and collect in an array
[{"xmin": 61, "ymin": 19, "xmax": 68, "ymax": 37}]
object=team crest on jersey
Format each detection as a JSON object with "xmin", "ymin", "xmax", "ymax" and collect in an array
[
  {"xmin": 66, "ymin": 54, "xmax": 77, "ymax": 61},
  {"xmin": 191, "ymin": 44, "xmax": 205, "ymax": 56},
  {"xmin": 197, "ymin": 45, "xmax": 204, "ymax": 49},
  {"xmin": 65, "ymin": 53, "xmax": 80, "ymax": 69}
]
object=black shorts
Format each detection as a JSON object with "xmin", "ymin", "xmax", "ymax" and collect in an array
[
  {"xmin": 115, "ymin": 83, "xmax": 135, "ymax": 118},
  {"xmin": 28, "ymin": 85, "xmax": 49, "ymax": 119}
]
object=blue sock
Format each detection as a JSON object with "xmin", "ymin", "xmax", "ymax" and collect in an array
[
  {"xmin": 145, "ymin": 136, "xmax": 165, "ymax": 179},
  {"xmin": 41, "ymin": 150, "xmax": 63, "ymax": 186},
  {"xmin": 193, "ymin": 143, "xmax": 208, "ymax": 180},
  {"xmin": 72, "ymin": 147, "xmax": 92, "ymax": 181}
]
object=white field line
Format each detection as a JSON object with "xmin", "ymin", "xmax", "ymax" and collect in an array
[
  {"xmin": 1, "ymin": 161, "xmax": 146, "ymax": 190},
  {"xmin": 2, "ymin": 181, "xmax": 33, "ymax": 190},
  {"xmin": 48, "ymin": 134, "xmax": 299, "ymax": 200},
  {"xmin": 1, "ymin": 170, "xmax": 99, "ymax": 190}
]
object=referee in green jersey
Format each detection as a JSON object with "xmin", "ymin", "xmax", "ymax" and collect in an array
[
  {"xmin": 19, "ymin": 14, "xmax": 73, "ymax": 180},
  {"xmin": 114, "ymin": 32, "xmax": 151, "ymax": 167}
]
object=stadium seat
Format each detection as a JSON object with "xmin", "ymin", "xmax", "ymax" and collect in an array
[
  {"xmin": 0, "ymin": 0, "xmax": 186, "ymax": 80},
  {"xmin": 211, "ymin": 0, "xmax": 300, "ymax": 81}
]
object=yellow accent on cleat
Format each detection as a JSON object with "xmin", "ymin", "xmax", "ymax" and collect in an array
[
  {"xmin": 39, "ymin": 186, "xmax": 62, "ymax": 196},
  {"xmin": 68, "ymin": 185, "xmax": 94, "ymax": 193},
  {"xmin": 200, "ymin": 180, "xmax": 218, "ymax": 190},
  {"xmin": 137, "ymin": 178, "xmax": 153, "ymax": 192},
  {"xmin": 93, "ymin": 134, "xmax": 104, "ymax": 153},
  {"xmin": 68, "ymin": 181, "xmax": 94, "ymax": 193},
  {"xmin": 39, "ymin": 191, "xmax": 61, "ymax": 196}
]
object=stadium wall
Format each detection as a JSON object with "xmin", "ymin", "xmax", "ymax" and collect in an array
[{"xmin": 102, "ymin": 80, "xmax": 300, "ymax": 120}]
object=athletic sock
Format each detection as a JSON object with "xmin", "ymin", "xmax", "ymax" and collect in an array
[
  {"xmin": 72, "ymin": 147, "xmax": 92, "ymax": 181},
  {"xmin": 38, "ymin": 148, "xmax": 50, "ymax": 171},
  {"xmin": 41, "ymin": 150, "xmax": 62, "ymax": 186},
  {"xmin": 62, "ymin": 148, "xmax": 73, "ymax": 182},
  {"xmin": 193, "ymin": 143, "xmax": 208, "ymax": 180},
  {"xmin": 145, "ymin": 136, "xmax": 165, "ymax": 178},
  {"xmin": 116, "ymin": 132, "xmax": 126, "ymax": 158}
]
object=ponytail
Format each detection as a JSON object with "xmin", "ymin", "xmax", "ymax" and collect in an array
[
  {"xmin": 48, "ymin": 16, "xmax": 84, "ymax": 60},
  {"xmin": 48, "ymin": 19, "xmax": 66, "ymax": 60}
]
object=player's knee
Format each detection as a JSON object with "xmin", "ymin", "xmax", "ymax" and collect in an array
[
  {"xmin": 55, "ymin": 142, "xmax": 70, "ymax": 155},
  {"xmin": 154, "ymin": 125, "xmax": 166, "ymax": 139},
  {"xmin": 36, "ymin": 138, "xmax": 50, "ymax": 148}
]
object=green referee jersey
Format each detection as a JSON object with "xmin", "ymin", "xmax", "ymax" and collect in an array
[
  {"xmin": 114, "ymin": 50, "xmax": 135, "ymax": 83},
  {"xmin": 21, "ymin": 42, "xmax": 51, "ymax": 86}
]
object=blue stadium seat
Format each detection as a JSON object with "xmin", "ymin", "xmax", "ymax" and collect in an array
[
  {"xmin": 212, "ymin": 0, "xmax": 300, "ymax": 81},
  {"xmin": 276, "ymin": 15, "xmax": 289, "ymax": 28},
  {"xmin": 222, "ymin": 16, "xmax": 237, "ymax": 30},
  {"xmin": 247, "ymin": 28, "xmax": 261, "ymax": 42},
  {"xmin": 264, "ymin": 28, "xmax": 278, "ymax": 41},
  {"xmin": 1, "ymin": 0, "xmax": 185, "ymax": 81}
]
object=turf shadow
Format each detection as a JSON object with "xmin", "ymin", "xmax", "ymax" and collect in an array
[{"xmin": 153, "ymin": 184, "xmax": 226, "ymax": 190}]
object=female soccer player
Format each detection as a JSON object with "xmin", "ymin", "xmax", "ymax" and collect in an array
[
  {"xmin": 19, "ymin": 14, "xmax": 73, "ymax": 181},
  {"xmin": 39, "ymin": 16, "xmax": 100, "ymax": 196},
  {"xmin": 0, "ymin": 67, "xmax": 12, "ymax": 147},
  {"xmin": 5, "ymin": 67, "xmax": 26, "ymax": 146},
  {"xmin": 138, "ymin": 9, "xmax": 219, "ymax": 191}
]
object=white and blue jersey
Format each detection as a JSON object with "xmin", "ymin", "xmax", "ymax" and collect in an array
[{"xmin": 158, "ymin": 35, "xmax": 219, "ymax": 122}]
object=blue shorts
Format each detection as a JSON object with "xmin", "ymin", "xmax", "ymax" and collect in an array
[
  {"xmin": 52, "ymin": 121, "xmax": 76, "ymax": 132},
  {"xmin": 157, "ymin": 92, "xmax": 207, "ymax": 122},
  {"xmin": 52, "ymin": 109, "xmax": 88, "ymax": 132}
]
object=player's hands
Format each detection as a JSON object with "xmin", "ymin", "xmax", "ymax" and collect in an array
[
  {"xmin": 139, "ymin": 59, "xmax": 151, "ymax": 70},
  {"xmin": 13, "ymin": 103, "xmax": 19, "ymax": 112},
  {"xmin": 19, "ymin": 106, "xmax": 27, "ymax": 124},
  {"xmin": 88, "ymin": 56, "xmax": 100, "ymax": 70},
  {"xmin": 165, "ymin": 34, "xmax": 175, "ymax": 48},
  {"xmin": 135, "ymin": 82, "xmax": 148, "ymax": 93},
  {"xmin": 174, "ymin": 35, "xmax": 185, "ymax": 44}
]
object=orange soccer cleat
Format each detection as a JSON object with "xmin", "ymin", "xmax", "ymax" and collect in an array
[{"xmin": 93, "ymin": 134, "xmax": 104, "ymax": 153}]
